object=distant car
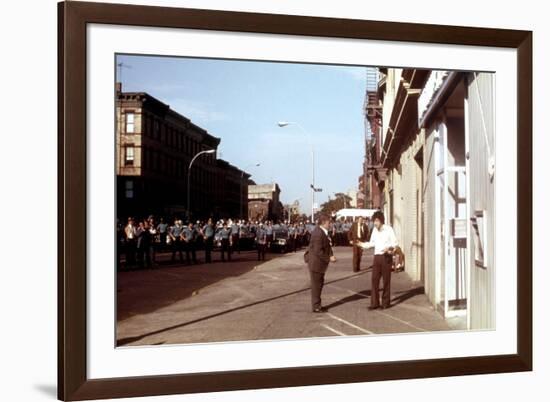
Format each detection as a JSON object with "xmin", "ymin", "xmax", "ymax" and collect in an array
[{"xmin": 270, "ymin": 228, "xmax": 289, "ymax": 253}]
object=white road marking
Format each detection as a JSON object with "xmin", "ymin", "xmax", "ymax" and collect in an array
[
  {"xmin": 259, "ymin": 272, "xmax": 280, "ymax": 280},
  {"xmin": 375, "ymin": 310, "xmax": 427, "ymax": 332},
  {"xmin": 321, "ymin": 324, "xmax": 347, "ymax": 336},
  {"xmin": 326, "ymin": 313, "xmax": 375, "ymax": 335},
  {"xmin": 327, "ymin": 284, "xmax": 427, "ymax": 331},
  {"xmin": 155, "ymin": 270, "xmax": 186, "ymax": 279}
]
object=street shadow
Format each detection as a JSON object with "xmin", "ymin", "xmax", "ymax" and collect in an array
[
  {"xmin": 34, "ymin": 384, "xmax": 57, "ymax": 399},
  {"xmin": 324, "ymin": 289, "xmax": 372, "ymax": 309},
  {"xmin": 117, "ymin": 270, "xmax": 368, "ymax": 346},
  {"xmin": 391, "ymin": 286, "xmax": 425, "ymax": 305},
  {"xmin": 324, "ymin": 280, "xmax": 425, "ymax": 310},
  {"xmin": 117, "ymin": 251, "xmax": 277, "ymax": 321}
]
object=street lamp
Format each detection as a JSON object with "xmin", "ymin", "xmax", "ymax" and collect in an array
[
  {"xmin": 240, "ymin": 163, "xmax": 261, "ymax": 220},
  {"xmin": 277, "ymin": 121, "xmax": 317, "ymax": 222},
  {"xmin": 187, "ymin": 149, "xmax": 216, "ymax": 220}
]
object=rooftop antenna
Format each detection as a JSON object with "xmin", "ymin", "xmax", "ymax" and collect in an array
[{"xmin": 116, "ymin": 62, "xmax": 131, "ymax": 85}]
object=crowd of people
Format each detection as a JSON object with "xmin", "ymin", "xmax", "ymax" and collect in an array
[{"xmin": 116, "ymin": 215, "xmax": 363, "ymax": 270}]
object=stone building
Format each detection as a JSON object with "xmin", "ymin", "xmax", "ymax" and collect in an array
[{"xmin": 248, "ymin": 183, "xmax": 283, "ymax": 222}]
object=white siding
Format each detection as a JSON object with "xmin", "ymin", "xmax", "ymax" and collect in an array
[
  {"xmin": 423, "ymin": 127, "xmax": 438, "ymax": 305},
  {"xmin": 466, "ymin": 72, "xmax": 496, "ymax": 329}
]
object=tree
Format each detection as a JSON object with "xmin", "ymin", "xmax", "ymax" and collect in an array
[{"xmin": 320, "ymin": 193, "xmax": 352, "ymax": 216}]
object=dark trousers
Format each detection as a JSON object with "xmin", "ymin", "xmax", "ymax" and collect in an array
[
  {"xmin": 125, "ymin": 239, "xmax": 136, "ymax": 266},
  {"xmin": 204, "ymin": 237, "xmax": 213, "ymax": 263},
  {"xmin": 159, "ymin": 233, "xmax": 167, "ymax": 249},
  {"xmin": 257, "ymin": 243, "xmax": 266, "ymax": 261},
  {"xmin": 221, "ymin": 239, "xmax": 231, "ymax": 261},
  {"xmin": 231, "ymin": 234, "xmax": 240, "ymax": 253},
  {"xmin": 137, "ymin": 246, "xmax": 152, "ymax": 268},
  {"xmin": 371, "ymin": 254, "xmax": 392, "ymax": 307},
  {"xmin": 288, "ymin": 237, "xmax": 296, "ymax": 252},
  {"xmin": 352, "ymin": 245, "xmax": 363, "ymax": 272},
  {"xmin": 185, "ymin": 241, "xmax": 197, "ymax": 264},
  {"xmin": 171, "ymin": 239, "xmax": 184, "ymax": 262},
  {"xmin": 309, "ymin": 270, "xmax": 325, "ymax": 311}
]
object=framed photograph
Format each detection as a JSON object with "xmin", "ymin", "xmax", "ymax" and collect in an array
[{"xmin": 58, "ymin": 1, "xmax": 532, "ymax": 400}]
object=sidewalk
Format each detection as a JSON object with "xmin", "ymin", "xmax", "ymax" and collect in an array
[{"xmin": 117, "ymin": 246, "xmax": 464, "ymax": 346}]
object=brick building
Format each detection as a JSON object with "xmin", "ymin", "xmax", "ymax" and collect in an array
[
  {"xmin": 116, "ymin": 83, "xmax": 250, "ymax": 220},
  {"xmin": 362, "ymin": 67, "xmax": 385, "ymax": 210}
]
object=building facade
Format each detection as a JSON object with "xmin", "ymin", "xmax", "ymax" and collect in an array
[
  {"xmin": 363, "ymin": 67, "xmax": 385, "ymax": 210},
  {"xmin": 116, "ymin": 83, "xmax": 250, "ymax": 221},
  {"xmin": 248, "ymin": 183, "xmax": 283, "ymax": 222},
  {"xmin": 377, "ymin": 68, "xmax": 496, "ymax": 329}
]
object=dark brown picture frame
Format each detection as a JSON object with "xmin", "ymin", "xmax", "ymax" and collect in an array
[{"xmin": 58, "ymin": 1, "xmax": 532, "ymax": 400}]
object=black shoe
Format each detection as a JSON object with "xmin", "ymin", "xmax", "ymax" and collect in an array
[
  {"xmin": 368, "ymin": 305, "xmax": 380, "ymax": 311},
  {"xmin": 353, "ymin": 269, "xmax": 360, "ymax": 272},
  {"xmin": 313, "ymin": 307, "xmax": 328, "ymax": 313}
]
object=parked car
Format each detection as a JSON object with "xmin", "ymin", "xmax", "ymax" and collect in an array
[
  {"xmin": 238, "ymin": 227, "xmax": 256, "ymax": 250},
  {"xmin": 270, "ymin": 228, "xmax": 289, "ymax": 253}
]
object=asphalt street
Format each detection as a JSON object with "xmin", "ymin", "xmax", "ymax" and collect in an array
[{"xmin": 116, "ymin": 246, "xmax": 461, "ymax": 346}]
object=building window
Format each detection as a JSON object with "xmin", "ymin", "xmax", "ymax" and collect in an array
[
  {"xmin": 125, "ymin": 146, "xmax": 135, "ymax": 165},
  {"xmin": 154, "ymin": 120, "xmax": 160, "ymax": 139},
  {"xmin": 126, "ymin": 113, "xmax": 135, "ymax": 133},
  {"xmin": 125, "ymin": 180, "xmax": 134, "ymax": 199}
]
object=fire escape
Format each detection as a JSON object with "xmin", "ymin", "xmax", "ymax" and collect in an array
[{"xmin": 362, "ymin": 68, "xmax": 385, "ymax": 209}]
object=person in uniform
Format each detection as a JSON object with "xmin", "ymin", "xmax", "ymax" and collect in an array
[
  {"xmin": 156, "ymin": 217, "xmax": 168, "ymax": 250},
  {"xmin": 229, "ymin": 219, "xmax": 240, "ymax": 254},
  {"xmin": 219, "ymin": 223, "xmax": 232, "ymax": 262},
  {"xmin": 256, "ymin": 223, "xmax": 267, "ymax": 261},
  {"xmin": 169, "ymin": 219, "xmax": 185, "ymax": 263},
  {"xmin": 288, "ymin": 223, "xmax": 297, "ymax": 252},
  {"xmin": 202, "ymin": 218, "xmax": 215, "ymax": 263},
  {"xmin": 182, "ymin": 222, "xmax": 197, "ymax": 264},
  {"xmin": 136, "ymin": 220, "xmax": 152, "ymax": 269},
  {"xmin": 265, "ymin": 221, "xmax": 274, "ymax": 251},
  {"xmin": 124, "ymin": 217, "xmax": 137, "ymax": 268}
]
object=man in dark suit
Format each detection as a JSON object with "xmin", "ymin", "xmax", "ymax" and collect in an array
[
  {"xmin": 307, "ymin": 214, "xmax": 336, "ymax": 313},
  {"xmin": 348, "ymin": 216, "xmax": 370, "ymax": 272}
]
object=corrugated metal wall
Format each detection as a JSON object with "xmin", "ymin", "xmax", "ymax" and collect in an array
[{"xmin": 466, "ymin": 72, "xmax": 496, "ymax": 329}]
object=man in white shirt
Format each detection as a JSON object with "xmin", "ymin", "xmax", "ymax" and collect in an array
[{"xmin": 358, "ymin": 211, "xmax": 398, "ymax": 309}]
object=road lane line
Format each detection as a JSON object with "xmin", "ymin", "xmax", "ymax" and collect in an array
[
  {"xmin": 327, "ymin": 284, "xmax": 428, "ymax": 330},
  {"xmin": 154, "ymin": 270, "xmax": 187, "ymax": 279},
  {"xmin": 327, "ymin": 313, "xmax": 375, "ymax": 335},
  {"xmin": 259, "ymin": 272, "xmax": 280, "ymax": 280},
  {"xmin": 375, "ymin": 310, "xmax": 427, "ymax": 332},
  {"xmin": 321, "ymin": 324, "xmax": 347, "ymax": 336}
]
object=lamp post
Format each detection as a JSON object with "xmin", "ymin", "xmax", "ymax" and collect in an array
[
  {"xmin": 187, "ymin": 149, "xmax": 216, "ymax": 220},
  {"xmin": 240, "ymin": 163, "xmax": 260, "ymax": 220},
  {"xmin": 277, "ymin": 121, "xmax": 318, "ymax": 222}
]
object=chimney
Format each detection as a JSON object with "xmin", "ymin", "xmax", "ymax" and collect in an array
[{"xmin": 115, "ymin": 82, "xmax": 122, "ymax": 93}]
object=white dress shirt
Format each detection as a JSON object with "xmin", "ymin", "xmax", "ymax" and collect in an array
[{"xmin": 361, "ymin": 224, "xmax": 398, "ymax": 255}]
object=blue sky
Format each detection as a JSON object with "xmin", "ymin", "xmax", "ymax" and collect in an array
[{"xmin": 116, "ymin": 54, "xmax": 367, "ymax": 214}]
